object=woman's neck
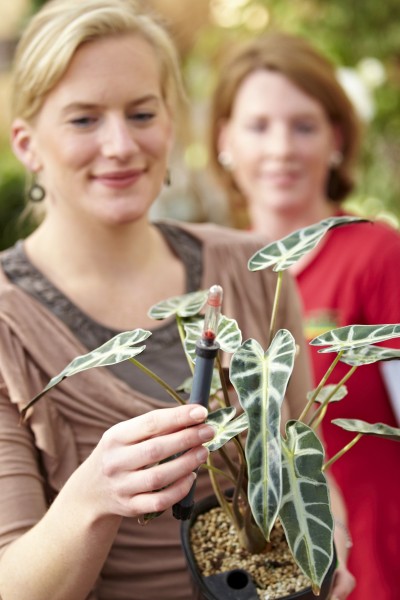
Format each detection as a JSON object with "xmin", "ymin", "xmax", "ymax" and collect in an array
[
  {"xmin": 25, "ymin": 213, "xmax": 159, "ymax": 283},
  {"xmin": 23, "ymin": 214, "xmax": 186, "ymax": 331}
]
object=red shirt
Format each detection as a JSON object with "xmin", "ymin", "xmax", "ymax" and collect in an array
[{"xmin": 297, "ymin": 217, "xmax": 400, "ymax": 600}]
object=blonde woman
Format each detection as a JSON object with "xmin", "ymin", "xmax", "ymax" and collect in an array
[{"xmin": 0, "ymin": 4, "xmax": 311, "ymax": 599}]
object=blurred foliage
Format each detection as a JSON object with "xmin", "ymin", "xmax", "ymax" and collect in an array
[{"xmin": 0, "ymin": 145, "xmax": 36, "ymax": 251}]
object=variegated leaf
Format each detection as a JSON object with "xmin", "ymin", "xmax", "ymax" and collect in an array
[
  {"xmin": 148, "ymin": 290, "xmax": 208, "ymax": 319},
  {"xmin": 341, "ymin": 344, "xmax": 400, "ymax": 366},
  {"xmin": 184, "ymin": 315, "xmax": 242, "ymax": 363},
  {"xmin": 248, "ymin": 216, "xmax": 367, "ymax": 272},
  {"xmin": 307, "ymin": 384, "xmax": 348, "ymax": 404},
  {"xmin": 22, "ymin": 329, "xmax": 151, "ymax": 414},
  {"xmin": 176, "ymin": 369, "xmax": 221, "ymax": 396},
  {"xmin": 310, "ymin": 324, "xmax": 400, "ymax": 354},
  {"xmin": 205, "ymin": 411, "xmax": 249, "ymax": 452},
  {"xmin": 332, "ymin": 418, "xmax": 400, "ymax": 441},
  {"xmin": 280, "ymin": 420, "xmax": 333, "ymax": 592},
  {"xmin": 230, "ymin": 330, "xmax": 296, "ymax": 539}
]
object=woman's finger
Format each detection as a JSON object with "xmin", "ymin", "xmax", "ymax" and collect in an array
[
  {"xmin": 103, "ymin": 422, "xmax": 214, "ymax": 474},
  {"xmin": 119, "ymin": 445, "xmax": 209, "ymax": 499},
  {"xmin": 125, "ymin": 471, "xmax": 200, "ymax": 516},
  {"xmin": 106, "ymin": 404, "xmax": 209, "ymax": 445}
]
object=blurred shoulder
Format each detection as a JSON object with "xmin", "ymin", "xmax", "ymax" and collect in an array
[
  {"xmin": 166, "ymin": 220, "xmax": 268, "ymax": 252},
  {"xmin": 336, "ymin": 213, "xmax": 400, "ymax": 248}
]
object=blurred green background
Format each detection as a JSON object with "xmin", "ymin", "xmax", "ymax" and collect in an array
[{"xmin": 1, "ymin": 0, "xmax": 399, "ymax": 248}]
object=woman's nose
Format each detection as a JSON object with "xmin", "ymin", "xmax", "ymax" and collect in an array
[
  {"xmin": 264, "ymin": 123, "xmax": 292, "ymax": 157},
  {"xmin": 101, "ymin": 116, "xmax": 138, "ymax": 160}
]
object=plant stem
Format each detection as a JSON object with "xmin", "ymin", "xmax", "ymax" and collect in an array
[
  {"xmin": 176, "ymin": 315, "xmax": 194, "ymax": 374},
  {"xmin": 322, "ymin": 433, "xmax": 363, "ymax": 471},
  {"xmin": 218, "ymin": 445, "xmax": 240, "ymax": 480},
  {"xmin": 216, "ymin": 354, "xmax": 231, "ymax": 408},
  {"xmin": 207, "ymin": 452, "xmax": 235, "ymax": 522},
  {"xmin": 309, "ymin": 365, "xmax": 358, "ymax": 428},
  {"xmin": 201, "ymin": 464, "xmax": 236, "ymax": 485},
  {"xmin": 269, "ymin": 270, "xmax": 283, "ymax": 344},
  {"xmin": 129, "ymin": 358, "xmax": 185, "ymax": 405},
  {"xmin": 299, "ymin": 351, "xmax": 343, "ymax": 423}
]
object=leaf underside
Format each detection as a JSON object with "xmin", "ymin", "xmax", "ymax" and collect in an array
[
  {"xmin": 21, "ymin": 329, "xmax": 151, "ymax": 416},
  {"xmin": 248, "ymin": 216, "xmax": 367, "ymax": 272},
  {"xmin": 332, "ymin": 418, "xmax": 400, "ymax": 441},
  {"xmin": 311, "ymin": 324, "xmax": 400, "ymax": 353}
]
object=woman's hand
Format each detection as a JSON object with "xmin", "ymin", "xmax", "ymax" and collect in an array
[
  {"xmin": 330, "ymin": 563, "xmax": 356, "ymax": 600},
  {"xmin": 0, "ymin": 404, "xmax": 214, "ymax": 600},
  {"xmin": 89, "ymin": 404, "xmax": 214, "ymax": 518}
]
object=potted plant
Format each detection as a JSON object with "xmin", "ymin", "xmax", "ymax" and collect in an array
[{"xmin": 22, "ymin": 216, "xmax": 400, "ymax": 599}]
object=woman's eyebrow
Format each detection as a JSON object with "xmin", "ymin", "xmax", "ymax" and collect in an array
[{"xmin": 61, "ymin": 95, "xmax": 161, "ymax": 115}]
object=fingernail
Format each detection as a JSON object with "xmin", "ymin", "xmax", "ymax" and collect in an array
[
  {"xmin": 197, "ymin": 447, "xmax": 209, "ymax": 462},
  {"xmin": 198, "ymin": 425, "xmax": 215, "ymax": 441},
  {"xmin": 189, "ymin": 406, "xmax": 208, "ymax": 421}
]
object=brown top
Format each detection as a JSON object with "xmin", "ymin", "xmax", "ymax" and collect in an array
[
  {"xmin": 0, "ymin": 222, "xmax": 202, "ymax": 401},
  {"xmin": 0, "ymin": 221, "xmax": 311, "ymax": 600}
]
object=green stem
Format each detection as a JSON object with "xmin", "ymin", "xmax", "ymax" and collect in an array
[
  {"xmin": 207, "ymin": 452, "xmax": 235, "ymax": 522},
  {"xmin": 310, "ymin": 404, "xmax": 328, "ymax": 430},
  {"xmin": 176, "ymin": 315, "xmax": 194, "ymax": 374},
  {"xmin": 322, "ymin": 433, "xmax": 363, "ymax": 471},
  {"xmin": 218, "ymin": 445, "xmax": 240, "ymax": 480},
  {"xmin": 129, "ymin": 358, "xmax": 185, "ymax": 405},
  {"xmin": 269, "ymin": 270, "xmax": 283, "ymax": 344},
  {"xmin": 309, "ymin": 365, "xmax": 358, "ymax": 428},
  {"xmin": 216, "ymin": 354, "xmax": 231, "ymax": 408},
  {"xmin": 299, "ymin": 351, "xmax": 343, "ymax": 423},
  {"xmin": 201, "ymin": 463, "xmax": 236, "ymax": 485}
]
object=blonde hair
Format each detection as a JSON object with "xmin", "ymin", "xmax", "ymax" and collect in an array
[
  {"xmin": 209, "ymin": 32, "xmax": 362, "ymax": 227},
  {"xmin": 12, "ymin": 0, "xmax": 185, "ymax": 121}
]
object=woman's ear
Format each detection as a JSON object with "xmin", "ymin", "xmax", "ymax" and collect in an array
[
  {"xmin": 216, "ymin": 120, "xmax": 235, "ymax": 171},
  {"xmin": 11, "ymin": 119, "xmax": 41, "ymax": 172}
]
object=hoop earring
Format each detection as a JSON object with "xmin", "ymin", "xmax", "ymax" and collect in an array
[
  {"xmin": 218, "ymin": 151, "xmax": 234, "ymax": 171},
  {"xmin": 164, "ymin": 169, "xmax": 171, "ymax": 186},
  {"xmin": 28, "ymin": 178, "xmax": 46, "ymax": 202}
]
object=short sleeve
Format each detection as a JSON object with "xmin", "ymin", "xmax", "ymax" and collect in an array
[{"xmin": 0, "ymin": 374, "xmax": 47, "ymax": 556}]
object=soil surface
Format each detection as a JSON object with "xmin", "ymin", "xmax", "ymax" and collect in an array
[{"xmin": 190, "ymin": 506, "xmax": 312, "ymax": 600}]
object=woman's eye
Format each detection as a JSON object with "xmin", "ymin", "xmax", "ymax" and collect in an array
[
  {"xmin": 70, "ymin": 116, "xmax": 96, "ymax": 128},
  {"xmin": 294, "ymin": 121, "xmax": 317, "ymax": 134},
  {"xmin": 246, "ymin": 121, "xmax": 268, "ymax": 133},
  {"xmin": 129, "ymin": 111, "xmax": 155, "ymax": 124}
]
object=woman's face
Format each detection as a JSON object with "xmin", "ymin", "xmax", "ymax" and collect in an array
[
  {"xmin": 13, "ymin": 34, "xmax": 173, "ymax": 227},
  {"xmin": 218, "ymin": 70, "xmax": 340, "ymax": 216}
]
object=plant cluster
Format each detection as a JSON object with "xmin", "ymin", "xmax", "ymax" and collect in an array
[{"xmin": 23, "ymin": 216, "xmax": 400, "ymax": 594}]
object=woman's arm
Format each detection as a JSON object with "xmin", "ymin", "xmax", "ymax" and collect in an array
[
  {"xmin": 325, "ymin": 472, "xmax": 356, "ymax": 600},
  {"xmin": 0, "ymin": 404, "xmax": 214, "ymax": 600}
]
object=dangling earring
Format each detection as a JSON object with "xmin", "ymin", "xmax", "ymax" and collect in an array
[
  {"xmin": 329, "ymin": 150, "xmax": 343, "ymax": 169},
  {"xmin": 218, "ymin": 151, "xmax": 234, "ymax": 171},
  {"xmin": 164, "ymin": 169, "xmax": 171, "ymax": 186},
  {"xmin": 28, "ymin": 176, "xmax": 46, "ymax": 202}
]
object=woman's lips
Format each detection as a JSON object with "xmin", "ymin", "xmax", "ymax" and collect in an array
[
  {"xmin": 93, "ymin": 170, "xmax": 143, "ymax": 189},
  {"xmin": 261, "ymin": 170, "xmax": 299, "ymax": 187}
]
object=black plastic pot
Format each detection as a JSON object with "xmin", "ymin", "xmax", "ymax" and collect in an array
[{"xmin": 181, "ymin": 494, "xmax": 336, "ymax": 600}]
